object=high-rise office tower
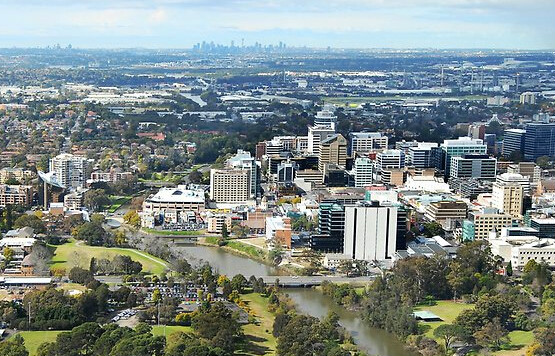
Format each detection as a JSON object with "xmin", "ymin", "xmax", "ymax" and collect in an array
[
  {"xmin": 343, "ymin": 201, "xmax": 406, "ymax": 262},
  {"xmin": 407, "ymin": 142, "xmax": 439, "ymax": 168},
  {"xmin": 449, "ymin": 154, "xmax": 497, "ymax": 180},
  {"xmin": 439, "ymin": 137, "xmax": 487, "ymax": 177},
  {"xmin": 353, "ymin": 157, "xmax": 374, "ymax": 188},
  {"xmin": 524, "ymin": 123, "xmax": 555, "ymax": 161},
  {"xmin": 318, "ymin": 134, "xmax": 348, "ymax": 171},
  {"xmin": 502, "ymin": 129, "xmax": 526, "ymax": 158}
]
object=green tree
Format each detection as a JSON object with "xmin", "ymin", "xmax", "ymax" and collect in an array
[
  {"xmin": 13, "ymin": 214, "xmax": 47, "ymax": 234},
  {"xmin": 84, "ymin": 189, "xmax": 111, "ymax": 212},
  {"xmin": 0, "ymin": 335, "xmax": 28, "ymax": 356},
  {"xmin": 536, "ymin": 156, "xmax": 551, "ymax": 170},
  {"xmin": 434, "ymin": 324, "xmax": 468, "ymax": 349},
  {"xmin": 473, "ymin": 318, "xmax": 509, "ymax": 350},
  {"xmin": 231, "ymin": 274, "xmax": 247, "ymax": 294},
  {"xmin": 423, "ymin": 222, "xmax": 444, "ymax": 237},
  {"xmin": 221, "ymin": 223, "xmax": 229, "ymax": 239},
  {"xmin": 114, "ymin": 230, "xmax": 127, "ymax": 246}
]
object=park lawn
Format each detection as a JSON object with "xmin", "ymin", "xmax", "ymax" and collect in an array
[
  {"xmin": 17, "ymin": 331, "xmax": 64, "ymax": 355},
  {"xmin": 142, "ymin": 228, "xmax": 205, "ymax": 236},
  {"xmin": 57, "ymin": 282, "xmax": 88, "ymax": 293},
  {"xmin": 492, "ymin": 330, "xmax": 535, "ymax": 356},
  {"xmin": 49, "ymin": 240, "xmax": 168, "ymax": 275},
  {"xmin": 106, "ymin": 195, "xmax": 132, "ymax": 213},
  {"xmin": 414, "ymin": 300, "xmax": 475, "ymax": 339},
  {"xmin": 151, "ymin": 325, "xmax": 193, "ymax": 338},
  {"xmin": 238, "ymin": 293, "xmax": 276, "ymax": 356}
]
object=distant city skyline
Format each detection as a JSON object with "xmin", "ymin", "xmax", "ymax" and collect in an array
[{"xmin": 1, "ymin": 0, "xmax": 554, "ymax": 50}]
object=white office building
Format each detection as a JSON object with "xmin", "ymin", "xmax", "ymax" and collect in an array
[
  {"xmin": 440, "ymin": 137, "xmax": 487, "ymax": 177},
  {"xmin": 343, "ymin": 202, "xmax": 402, "ymax": 262},
  {"xmin": 349, "ymin": 132, "xmax": 389, "ymax": 155},
  {"xmin": 376, "ymin": 150, "xmax": 405, "ymax": 173},
  {"xmin": 308, "ymin": 125, "xmax": 336, "ymax": 155},
  {"xmin": 407, "ymin": 142, "xmax": 438, "ymax": 168},
  {"xmin": 353, "ymin": 157, "xmax": 374, "ymax": 188},
  {"xmin": 314, "ymin": 104, "xmax": 337, "ymax": 129}
]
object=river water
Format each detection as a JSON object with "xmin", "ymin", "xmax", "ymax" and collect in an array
[{"xmin": 174, "ymin": 243, "xmax": 415, "ymax": 356}]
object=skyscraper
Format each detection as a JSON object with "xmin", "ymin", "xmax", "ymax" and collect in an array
[
  {"xmin": 349, "ymin": 132, "xmax": 388, "ymax": 155},
  {"xmin": 524, "ymin": 123, "xmax": 555, "ymax": 161},
  {"xmin": 439, "ymin": 137, "xmax": 487, "ymax": 177},
  {"xmin": 318, "ymin": 134, "xmax": 348, "ymax": 171},
  {"xmin": 407, "ymin": 142, "xmax": 439, "ymax": 168},
  {"xmin": 502, "ymin": 129, "xmax": 526, "ymax": 158},
  {"xmin": 492, "ymin": 178, "xmax": 524, "ymax": 219},
  {"xmin": 308, "ymin": 125, "xmax": 336, "ymax": 155},
  {"xmin": 449, "ymin": 154, "xmax": 497, "ymax": 180},
  {"xmin": 343, "ymin": 201, "xmax": 406, "ymax": 262},
  {"xmin": 227, "ymin": 149, "xmax": 259, "ymax": 199}
]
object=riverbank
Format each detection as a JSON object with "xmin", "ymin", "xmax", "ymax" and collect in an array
[{"xmin": 196, "ymin": 237, "xmax": 298, "ymax": 276}]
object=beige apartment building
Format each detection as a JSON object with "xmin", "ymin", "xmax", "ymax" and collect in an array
[
  {"xmin": 210, "ymin": 169, "xmax": 250, "ymax": 203},
  {"xmin": 0, "ymin": 168, "xmax": 34, "ymax": 184},
  {"xmin": 471, "ymin": 212, "xmax": 514, "ymax": 240},
  {"xmin": 492, "ymin": 182, "xmax": 524, "ymax": 219},
  {"xmin": 318, "ymin": 134, "xmax": 348, "ymax": 171}
]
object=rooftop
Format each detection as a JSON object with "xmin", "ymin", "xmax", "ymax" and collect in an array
[{"xmin": 147, "ymin": 186, "xmax": 205, "ymax": 204}]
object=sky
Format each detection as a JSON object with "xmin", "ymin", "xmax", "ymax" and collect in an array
[{"xmin": 0, "ymin": 0, "xmax": 554, "ymax": 49}]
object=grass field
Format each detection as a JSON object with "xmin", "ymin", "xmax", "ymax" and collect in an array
[
  {"xmin": 416, "ymin": 301, "xmax": 534, "ymax": 354},
  {"xmin": 106, "ymin": 196, "xmax": 132, "ymax": 213},
  {"xmin": 151, "ymin": 325, "xmax": 193, "ymax": 338},
  {"xmin": 237, "ymin": 293, "xmax": 276, "ymax": 356},
  {"xmin": 49, "ymin": 240, "xmax": 168, "ymax": 275},
  {"xmin": 142, "ymin": 228, "xmax": 205, "ymax": 236},
  {"xmin": 414, "ymin": 300, "xmax": 475, "ymax": 339},
  {"xmin": 492, "ymin": 330, "xmax": 535, "ymax": 356},
  {"xmin": 17, "ymin": 331, "xmax": 63, "ymax": 355}
]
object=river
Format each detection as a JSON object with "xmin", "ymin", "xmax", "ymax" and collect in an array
[{"xmin": 174, "ymin": 243, "xmax": 415, "ymax": 356}]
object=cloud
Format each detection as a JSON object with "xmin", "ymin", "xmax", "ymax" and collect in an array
[{"xmin": 0, "ymin": 0, "xmax": 554, "ymax": 48}]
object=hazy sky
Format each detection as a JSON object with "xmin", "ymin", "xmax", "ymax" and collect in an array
[{"xmin": 1, "ymin": 0, "xmax": 554, "ymax": 49}]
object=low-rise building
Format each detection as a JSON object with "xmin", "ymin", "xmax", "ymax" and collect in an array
[
  {"xmin": 462, "ymin": 209, "xmax": 513, "ymax": 241},
  {"xmin": 64, "ymin": 191, "xmax": 85, "ymax": 211},
  {"xmin": 0, "ymin": 168, "xmax": 34, "ymax": 184},
  {"xmin": 490, "ymin": 228, "xmax": 555, "ymax": 269},
  {"xmin": 142, "ymin": 186, "xmax": 205, "ymax": 227},
  {"xmin": 266, "ymin": 216, "xmax": 292, "ymax": 249},
  {"xmin": 323, "ymin": 253, "xmax": 352, "ymax": 270},
  {"xmin": 424, "ymin": 201, "xmax": 468, "ymax": 229},
  {"xmin": 89, "ymin": 169, "xmax": 134, "ymax": 183},
  {"xmin": 207, "ymin": 214, "xmax": 232, "ymax": 234}
]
